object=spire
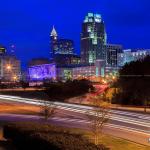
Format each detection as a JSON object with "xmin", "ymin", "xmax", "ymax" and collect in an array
[{"xmin": 50, "ymin": 25, "xmax": 57, "ymax": 37}]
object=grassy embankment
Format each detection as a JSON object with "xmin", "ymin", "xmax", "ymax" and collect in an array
[{"xmin": 3, "ymin": 122, "xmax": 150, "ymax": 150}]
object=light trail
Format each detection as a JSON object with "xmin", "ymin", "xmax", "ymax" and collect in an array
[{"xmin": 0, "ymin": 94, "xmax": 149, "ymax": 135}]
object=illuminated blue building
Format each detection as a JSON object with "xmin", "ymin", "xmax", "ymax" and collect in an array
[{"xmin": 28, "ymin": 63, "xmax": 56, "ymax": 81}]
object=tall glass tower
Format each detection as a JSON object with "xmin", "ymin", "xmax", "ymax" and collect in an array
[{"xmin": 81, "ymin": 13, "xmax": 107, "ymax": 64}]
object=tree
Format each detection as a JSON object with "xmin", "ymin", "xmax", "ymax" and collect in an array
[
  {"xmin": 40, "ymin": 100, "xmax": 56, "ymax": 121},
  {"xmin": 112, "ymin": 56, "xmax": 150, "ymax": 110},
  {"xmin": 87, "ymin": 96, "xmax": 110, "ymax": 145},
  {"xmin": 39, "ymin": 92, "xmax": 56, "ymax": 121}
]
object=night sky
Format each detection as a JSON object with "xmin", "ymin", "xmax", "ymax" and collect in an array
[{"xmin": 0, "ymin": 0, "xmax": 150, "ymax": 68}]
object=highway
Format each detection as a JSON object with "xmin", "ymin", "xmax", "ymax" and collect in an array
[{"xmin": 0, "ymin": 94, "xmax": 150, "ymax": 146}]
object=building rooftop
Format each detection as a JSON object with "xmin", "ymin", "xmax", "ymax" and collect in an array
[{"xmin": 51, "ymin": 25, "xmax": 57, "ymax": 37}]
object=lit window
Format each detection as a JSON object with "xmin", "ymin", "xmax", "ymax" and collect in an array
[
  {"xmin": 89, "ymin": 18, "xmax": 93, "ymax": 22},
  {"xmin": 87, "ymin": 26, "xmax": 92, "ymax": 32}
]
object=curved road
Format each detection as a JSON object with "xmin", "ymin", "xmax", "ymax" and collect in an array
[{"xmin": 0, "ymin": 95, "xmax": 149, "ymax": 146}]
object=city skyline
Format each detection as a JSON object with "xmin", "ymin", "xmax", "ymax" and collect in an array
[
  {"xmin": 0, "ymin": 0, "xmax": 150, "ymax": 68},
  {"xmin": 0, "ymin": 1, "xmax": 150, "ymax": 149}
]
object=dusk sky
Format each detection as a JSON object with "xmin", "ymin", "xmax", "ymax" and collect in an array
[{"xmin": 0, "ymin": 0, "xmax": 150, "ymax": 68}]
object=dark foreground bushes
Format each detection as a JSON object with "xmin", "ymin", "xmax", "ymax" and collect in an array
[
  {"xmin": 4, "ymin": 122, "xmax": 108, "ymax": 150},
  {"xmin": 44, "ymin": 79, "xmax": 95, "ymax": 100},
  {"xmin": 0, "ymin": 79, "xmax": 95, "ymax": 102}
]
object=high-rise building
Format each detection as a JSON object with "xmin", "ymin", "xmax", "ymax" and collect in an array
[
  {"xmin": 54, "ymin": 54, "xmax": 80, "ymax": 66},
  {"xmin": 105, "ymin": 44, "xmax": 123, "ymax": 67},
  {"xmin": 50, "ymin": 26, "xmax": 74, "ymax": 55},
  {"xmin": 50, "ymin": 26, "xmax": 80, "ymax": 66},
  {"xmin": 81, "ymin": 13, "xmax": 107, "ymax": 64}
]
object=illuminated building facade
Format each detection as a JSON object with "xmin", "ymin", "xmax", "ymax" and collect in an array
[
  {"xmin": 117, "ymin": 49, "xmax": 150, "ymax": 67},
  {"xmin": 105, "ymin": 66, "xmax": 119, "ymax": 76},
  {"xmin": 54, "ymin": 54, "xmax": 80, "ymax": 66},
  {"xmin": 50, "ymin": 26, "xmax": 74, "ymax": 56},
  {"xmin": 28, "ymin": 63, "xmax": 56, "ymax": 81},
  {"xmin": 81, "ymin": 13, "xmax": 107, "ymax": 64},
  {"xmin": 0, "ymin": 55, "xmax": 21, "ymax": 82},
  {"xmin": 95, "ymin": 59, "xmax": 105, "ymax": 77},
  {"xmin": 72, "ymin": 65, "xmax": 96, "ymax": 79},
  {"xmin": 57, "ymin": 67, "xmax": 73, "ymax": 81},
  {"xmin": 0, "ymin": 45, "xmax": 6, "ymax": 54},
  {"xmin": 57, "ymin": 65, "xmax": 96, "ymax": 81},
  {"xmin": 52, "ymin": 39, "xmax": 74, "ymax": 55},
  {"xmin": 57, "ymin": 62, "xmax": 106, "ymax": 81},
  {"xmin": 105, "ymin": 44, "xmax": 123, "ymax": 67},
  {"xmin": 50, "ymin": 26, "xmax": 79, "ymax": 66}
]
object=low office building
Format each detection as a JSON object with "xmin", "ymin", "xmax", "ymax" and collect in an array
[
  {"xmin": 118, "ymin": 49, "xmax": 150, "ymax": 67},
  {"xmin": 28, "ymin": 63, "xmax": 56, "ymax": 81},
  {"xmin": 57, "ymin": 66, "xmax": 73, "ymax": 81},
  {"xmin": 0, "ymin": 54, "xmax": 21, "ymax": 82},
  {"xmin": 0, "ymin": 45, "xmax": 6, "ymax": 54},
  {"xmin": 72, "ymin": 65, "xmax": 96, "ymax": 79},
  {"xmin": 57, "ymin": 65, "xmax": 96, "ymax": 81},
  {"xmin": 57, "ymin": 60, "xmax": 106, "ymax": 81}
]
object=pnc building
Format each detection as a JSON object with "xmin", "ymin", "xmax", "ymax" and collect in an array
[
  {"xmin": 50, "ymin": 26, "xmax": 80, "ymax": 66},
  {"xmin": 50, "ymin": 26, "xmax": 74, "ymax": 56}
]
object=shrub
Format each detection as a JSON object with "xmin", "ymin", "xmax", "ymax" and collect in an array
[{"xmin": 4, "ymin": 122, "xmax": 108, "ymax": 150}]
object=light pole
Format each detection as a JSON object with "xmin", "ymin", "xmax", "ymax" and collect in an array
[
  {"xmin": 6, "ymin": 64, "xmax": 12, "ymax": 82},
  {"xmin": 6, "ymin": 65, "xmax": 12, "ymax": 71}
]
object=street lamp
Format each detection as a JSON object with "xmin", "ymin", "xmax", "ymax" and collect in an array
[
  {"xmin": 112, "ymin": 76, "xmax": 116, "ymax": 80},
  {"xmin": 13, "ymin": 75, "xmax": 18, "ymax": 82},
  {"xmin": 6, "ymin": 65, "xmax": 12, "ymax": 70}
]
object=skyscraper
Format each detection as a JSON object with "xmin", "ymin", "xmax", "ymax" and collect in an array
[
  {"xmin": 81, "ymin": 13, "xmax": 107, "ymax": 64},
  {"xmin": 50, "ymin": 26, "xmax": 80, "ymax": 66},
  {"xmin": 50, "ymin": 26, "xmax": 74, "ymax": 55},
  {"xmin": 105, "ymin": 44, "xmax": 123, "ymax": 67}
]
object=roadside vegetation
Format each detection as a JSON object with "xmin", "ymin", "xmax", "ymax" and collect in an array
[
  {"xmin": 87, "ymin": 95, "xmax": 111, "ymax": 145},
  {"xmin": 3, "ymin": 122, "xmax": 150, "ymax": 150},
  {"xmin": 0, "ymin": 79, "xmax": 94, "ymax": 102},
  {"xmin": 4, "ymin": 122, "xmax": 108, "ymax": 150},
  {"xmin": 111, "ymin": 56, "xmax": 150, "ymax": 111},
  {"xmin": 44, "ymin": 79, "xmax": 94, "ymax": 101}
]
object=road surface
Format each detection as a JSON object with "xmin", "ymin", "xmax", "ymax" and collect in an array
[{"xmin": 0, "ymin": 94, "xmax": 149, "ymax": 146}]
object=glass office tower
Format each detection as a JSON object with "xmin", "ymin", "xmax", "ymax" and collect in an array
[{"xmin": 81, "ymin": 13, "xmax": 107, "ymax": 64}]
